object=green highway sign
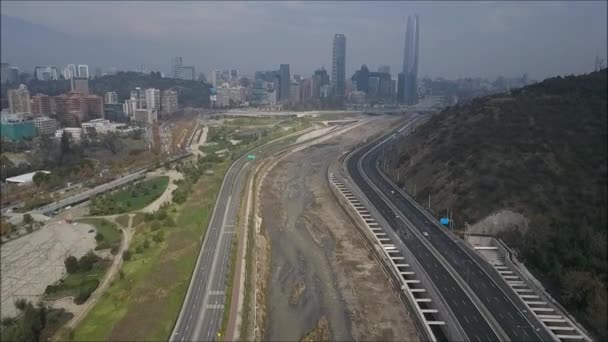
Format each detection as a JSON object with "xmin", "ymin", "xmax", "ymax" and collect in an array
[{"xmin": 247, "ymin": 154, "xmax": 256, "ymax": 160}]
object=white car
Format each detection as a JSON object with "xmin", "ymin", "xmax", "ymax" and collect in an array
[{"xmin": 423, "ymin": 232, "xmax": 429, "ymax": 237}]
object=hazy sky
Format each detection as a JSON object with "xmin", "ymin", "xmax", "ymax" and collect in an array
[{"xmin": 1, "ymin": 1, "xmax": 607, "ymax": 80}]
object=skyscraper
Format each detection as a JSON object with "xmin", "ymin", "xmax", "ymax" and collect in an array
[
  {"xmin": 78, "ymin": 64, "xmax": 90, "ymax": 78},
  {"xmin": 399, "ymin": 15, "xmax": 420, "ymax": 105},
  {"xmin": 279, "ymin": 64, "xmax": 290, "ymax": 102},
  {"xmin": 332, "ymin": 34, "xmax": 346, "ymax": 97},
  {"xmin": 171, "ymin": 57, "xmax": 183, "ymax": 79}
]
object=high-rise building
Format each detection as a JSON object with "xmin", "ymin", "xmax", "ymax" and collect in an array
[
  {"xmin": 332, "ymin": 34, "xmax": 346, "ymax": 97},
  {"xmin": 161, "ymin": 89, "xmax": 178, "ymax": 117},
  {"xmin": 145, "ymin": 88, "xmax": 161, "ymax": 110},
  {"xmin": 171, "ymin": 57, "xmax": 183, "ymax": 79},
  {"xmin": 83, "ymin": 95, "xmax": 104, "ymax": 120},
  {"xmin": 8, "ymin": 84, "xmax": 31, "ymax": 113},
  {"xmin": 399, "ymin": 14, "xmax": 420, "ymax": 105},
  {"xmin": 130, "ymin": 87, "xmax": 146, "ymax": 109},
  {"xmin": 355, "ymin": 64, "xmax": 370, "ymax": 93},
  {"xmin": 181, "ymin": 66, "xmax": 195, "ymax": 81},
  {"xmin": 289, "ymin": 82, "xmax": 301, "ymax": 103},
  {"xmin": 34, "ymin": 66, "xmax": 59, "ymax": 81},
  {"xmin": 78, "ymin": 64, "xmax": 90, "ymax": 78},
  {"xmin": 70, "ymin": 77, "xmax": 89, "ymax": 95},
  {"xmin": 378, "ymin": 65, "xmax": 390, "ymax": 74},
  {"xmin": 104, "ymin": 91, "xmax": 118, "ymax": 104},
  {"xmin": 0, "ymin": 63, "xmax": 8, "ymax": 84},
  {"xmin": 279, "ymin": 64, "xmax": 290, "ymax": 102},
  {"xmin": 7, "ymin": 67, "xmax": 19, "ymax": 84},
  {"xmin": 210, "ymin": 70, "xmax": 221, "ymax": 87},
  {"xmin": 31, "ymin": 94, "xmax": 52, "ymax": 116},
  {"xmin": 62, "ymin": 64, "xmax": 77, "ymax": 80},
  {"xmin": 312, "ymin": 67, "xmax": 330, "ymax": 99},
  {"xmin": 300, "ymin": 78, "xmax": 312, "ymax": 100}
]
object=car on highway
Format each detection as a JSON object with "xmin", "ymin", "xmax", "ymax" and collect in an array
[{"xmin": 423, "ymin": 231, "xmax": 429, "ymax": 237}]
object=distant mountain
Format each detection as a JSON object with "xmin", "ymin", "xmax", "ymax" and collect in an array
[
  {"xmin": 388, "ymin": 69, "xmax": 607, "ymax": 339},
  {"xmin": 0, "ymin": 15, "xmax": 167, "ymax": 72},
  {"xmin": 1, "ymin": 15, "xmax": 79, "ymax": 68}
]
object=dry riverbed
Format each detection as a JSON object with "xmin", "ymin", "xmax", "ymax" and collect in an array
[{"xmin": 256, "ymin": 116, "xmax": 420, "ymax": 341}]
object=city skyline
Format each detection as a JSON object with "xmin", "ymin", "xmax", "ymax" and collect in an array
[{"xmin": 1, "ymin": 1, "xmax": 607, "ymax": 80}]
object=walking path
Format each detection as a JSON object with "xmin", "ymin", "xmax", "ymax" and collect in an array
[{"xmin": 63, "ymin": 214, "xmax": 134, "ymax": 330}]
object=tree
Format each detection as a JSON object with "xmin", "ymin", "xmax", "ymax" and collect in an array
[
  {"xmin": 64, "ymin": 256, "xmax": 78, "ymax": 274},
  {"xmin": 23, "ymin": 214, "xmax": 34, "ymax": 225},
  {"xmin": 95, "ymin": 233, "xmax": 104, "ymax": 242},
  {"xmin": 122, "ymin": 250, "xmax": 132, "ymax": 261},
  {"xmin": 78, "ymin": 255, "xmax": 94, "ymax": 272},
  {"xmin": 32, "ymin": 171, "xmax": 50, "ymax": 187}
]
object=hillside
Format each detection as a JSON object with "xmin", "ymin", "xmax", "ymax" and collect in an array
[
  {"xmin": 387, "ymin": 69, "xmax": 607, "ymax": 339},
  {"xmin": 1, "ymin": 72, "xmax": 211, "ymax": 110}
]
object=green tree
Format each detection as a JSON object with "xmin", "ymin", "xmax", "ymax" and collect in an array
[
  {"xmin": 64, "ymin": 256, "xmax": 78, "ymax": 274},
  {"xmin": 32, "ymin": 172, "xmax": 50, "ymax": 187},
  {"xmin": 122, "ymin": 250, "xmax": 132, "ymax": 261},
  {"xmin": 95, "ymin": 232, "xmax": 104, "ymax": 242}
]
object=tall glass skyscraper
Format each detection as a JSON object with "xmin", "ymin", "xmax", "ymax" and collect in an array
[
  {"xmin": 332, "ymin": 34, "xmax": 346, "ymax": 97},
  {"xmin": 399, "ymin": 15, "xmax": 420, "ymax": 105}
]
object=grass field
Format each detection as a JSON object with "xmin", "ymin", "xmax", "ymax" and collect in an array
[
  {"xmin": 44, "ymin": 260, "xmax": 110, "ymax": 301},
  {"xmin": 70, "ymin": 122, "xmax": 309, "ymax": 341},
  {"xmin": 89, "ymin": 176, "xmax": 169, "ymax": 216},
  {"xmin": 72, "ymin": 162, "xmax": 227, "ymax": 341},
  {"xmin": 78, "ymin": 218, "xmax": 122, "ymax": 251}
]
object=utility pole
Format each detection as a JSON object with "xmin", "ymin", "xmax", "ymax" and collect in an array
[{"xmin": 428, "ymin": 194, "xmax": 431, "ymax": 210}]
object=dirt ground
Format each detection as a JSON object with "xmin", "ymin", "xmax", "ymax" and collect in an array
[
  {"xmin": 257, "ymin": 116, "xmax": 420, "ymax": 342},
  {"xmin": 1, "ymin": 221, "xmax": 96, "ymax": 319}
]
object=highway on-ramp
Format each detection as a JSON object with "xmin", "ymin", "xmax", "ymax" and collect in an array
[{"xmin": 344, "ymin": 116, "xmax": 553, "ymax": 341}]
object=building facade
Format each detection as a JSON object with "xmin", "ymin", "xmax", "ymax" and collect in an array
[
  {"xmin": 33, "ymin": 116, "xmax": 58, "ymax": 136},
  {"xmin": 34, "ymin": 66, "xmax": 59, "ymax": 81},
  {"xmin": 7, "ymin": 84, "xmax": 31, "ymax": 114},
  {"xmin": 133, "ymin": 109, "xmax": 158, "ymax": 125},
  {"xmin": 70, "ymin": 77, "xmax": 89, "ymax": 95},
  {"xmin": 181, "ymin": 66, "xmax": 195, "ymax": 81},
  {"xmin": 171, "ymin": 57, "xmax": 183, "ymax": 79},
  {"xmin": 279, "ymin": 64, "xmax": 290, "ymax": 102},
  {"xmin": 332, "ymin": 34, "xmax": 346, "ymax": 97},
  {"xmin": 400, "ymin": 14, "xmax": 420, "ymax": 105},
  {"xmin": 145, "ymin": 88, "xmax": 161, "ymax": 110},
  {"xmin": 77, "ymin": 65, "xmax": 90, "ymax": 78},
  {"xmin": 161, "ymin": 90, "xmax": 178, "ymax": 117},
  {"xmin": 1, "ymin": 118, "xmax": 37, "ymax": 141},
  {"xmin": 31, "ymin": 94, "xmax": 52, "ymax": 116},
  {"xmin": 104, "ymin": 91, "xmax": 118, "ymax": 104}
]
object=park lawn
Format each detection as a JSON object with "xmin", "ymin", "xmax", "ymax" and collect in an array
[
  {"xmin": 89, "ymin": 176, "xmax": 169, "ymax": 215},
  {"xmin": 131, "ymin": 212, "xmax": 145, "ymax": 227},
  {"xmin": 114, "ymin": 214, "xmax": 130, "ymax": 228},
  {"xmin": 78, "ymin": 218, "xmax": 122, "ymax": 251},
  {"xmin": 72, "ymin": 161, "xmax": 228, "ymax": 341}
]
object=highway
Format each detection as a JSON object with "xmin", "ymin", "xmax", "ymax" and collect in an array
[
  {"xmin": 171, "ymin": 128, "xmax": 315, "ymax": 342},
  {"xmin": 345, "ymin": 117, "xmax": 553, "ymax": 341}
]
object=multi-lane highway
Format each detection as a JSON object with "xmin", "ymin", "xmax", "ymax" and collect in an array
[
  {"xmin": 345, "ymin": 116, "xmax": 553, "ymax": 342},
  {"xmin": 171, "ymin": 127, "xmax": 316, "ymax": 342}
]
